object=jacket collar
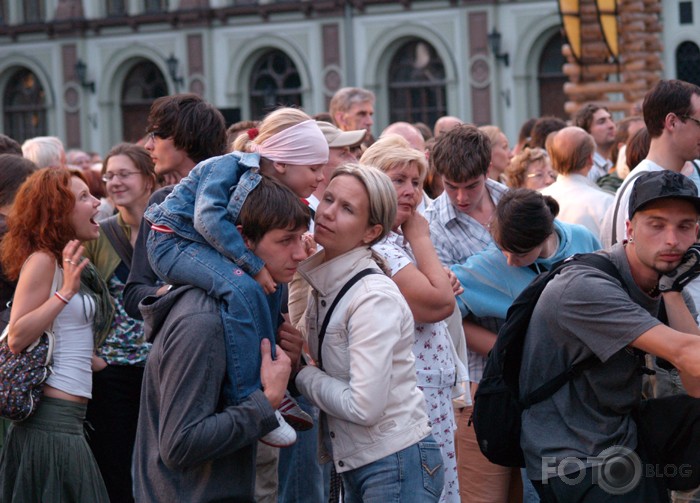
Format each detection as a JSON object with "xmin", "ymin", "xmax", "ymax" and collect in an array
[{"xmin": 298, "ymin": 247, "xmax": 375, "ymax": 297}]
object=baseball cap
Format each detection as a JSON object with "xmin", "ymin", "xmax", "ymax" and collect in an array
[
  {"xmin": 316, "ymin": 121, "xmax": 365, "ymax": 148},
  {"xmin": 628, "ymin": 170, "xmax": 700, "ymax": 219}
]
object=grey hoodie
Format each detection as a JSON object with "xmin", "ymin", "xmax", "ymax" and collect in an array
[{"xmin": 133, "ymin": 286, "xmax": 278, "ymax": 502}]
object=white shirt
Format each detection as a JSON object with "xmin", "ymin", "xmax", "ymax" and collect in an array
[
  {"xmin": 587, "ymin": 151, "xmax": 612, "ymax": 182},
  {"xmin": 599, "ymin": 159, "xmax": 664, "ymax": 248},
  {"xmin": 541, "ymin": 173, "xmax": 614, "ymax": 240}
]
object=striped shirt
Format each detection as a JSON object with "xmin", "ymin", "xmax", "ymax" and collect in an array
[{"xmin": 425, "ymin": 178, "xmax": 508, "ymax": 382}]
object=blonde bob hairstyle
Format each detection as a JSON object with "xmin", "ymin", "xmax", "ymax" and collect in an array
[
  {"xmin": 359, "ymin": 134, "xmax": 427, "ymax": 181},
  {"xmin": 232, "ymin": 107, "xmax": 312, "ymax": 153},
  {"xmin": 330, "ymin": 163, "xmax": 397, "ymax": 246}
]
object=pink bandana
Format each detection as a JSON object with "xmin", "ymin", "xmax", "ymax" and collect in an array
[{"xmin": 252, "ymin": 120, "xmax": 329, "ymax": 165}]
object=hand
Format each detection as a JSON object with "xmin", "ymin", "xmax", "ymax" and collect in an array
[
  {"xmin": 302, "ymin": 232, "xmax": 317, "ymax": 258},
  {"xmin": 92, "ymin": 355, "xmax": 108, "ymax": 372},
  {"xmin": 60, "ymin": 240, "xmax": 90, "ymax": 300},
  {"xmin": 659, "ymin": 244, "xmax": 700, "ymax": 293},
  {"xmin": 400, "ymin": 210, "xmax": 430, "ymax": 243},
  {"xmin": 254, "ymin": 266, "xmax": 277, "ymax": 294},
  {"xmin": 277, "ymin": 321, "xmax": 303, "ymax": 370},
  {"xmin": 445, "ymin": 267, "xmax": 464, "ymax": 296},
  {"xmin": 260, "ymin": 339, "xmax": 291, "ymax": 409}
]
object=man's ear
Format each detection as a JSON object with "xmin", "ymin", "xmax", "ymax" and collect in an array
[
  {"xmin": 625, "ymin": 218, "xmax": 634, "ymax": 243},
  {"xmin": 333, "ymin": 111, "xmax": 346, "ymax": 129},
  {"xmin": 237, "ymin": 224, "xmax": 254, "ymax": 251}
]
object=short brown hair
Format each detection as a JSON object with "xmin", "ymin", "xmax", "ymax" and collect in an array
[
  {"xmin": 147, "ymin": 94, "xmax": 226, "ymax": 163},
  {"xmin": 237, "ymin": 176, "xmax": 310, "ymax": 245},
  {"xmin": 574, "ymin": 104, "xmax": 607, "ymax": 133},
  {"xmin": 626, "ymin": 127, "xmax": 651, "ymax": 171},
  {"xmin": 530, "ymin": 117, "xmax": 566, "ymax": 149},
  {"xmin": 643, "ymin": 79, "xmax": 700, "ymax": 138},
  {"xmin": 430, "ymin": 125, "xmax": 491, "ymax": 182},
  {"xmin": 103, "ymin": 143, "xmax": 157, "ymax": 191}
]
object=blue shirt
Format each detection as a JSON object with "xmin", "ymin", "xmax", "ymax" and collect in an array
[{"xmin": 451, "ymin": 220, "xmax": 602, "ymax": 319}]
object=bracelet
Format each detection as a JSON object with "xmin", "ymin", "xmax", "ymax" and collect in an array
[{"xmin": 54, "ymin": 291, "xmax": 70, "ymax": 305}]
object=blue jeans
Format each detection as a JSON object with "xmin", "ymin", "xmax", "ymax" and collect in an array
[
  {"xmin": 277, "ymin": 395, "xmax": 330, "ymax": 503},
  {"xmin": 341, "ymin": 436, "xmax": 444, "ymax": 503},
  {"xmin": 147, "ymin": 231, "xmax": 279, "ymax": 404}
]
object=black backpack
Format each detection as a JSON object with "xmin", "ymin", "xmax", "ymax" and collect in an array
[{"xmin": 471, "ymin": 253, "xmax": 627, "ymax": 468}]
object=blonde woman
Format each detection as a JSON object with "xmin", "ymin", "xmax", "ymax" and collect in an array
[
  {"xmin": 295, "ymin": 165, "xmax": 444, "ymax": 502},
  {"xmin": 361, "ymin": 135, "xmax": 464, "ymax": 502},
  {"xmin": 504, "ymin": 147, "xmax": 557, "ymax": 190}
]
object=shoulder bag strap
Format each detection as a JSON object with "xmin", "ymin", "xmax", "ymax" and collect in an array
[
  {"xmin": 521, "ymin": 254, "xmax": 627, "ymax": 408},
  {"xmin": 99, "ymin": 215, "xmax": 134, "ymax": 270},
  {"xmin": 317, "ymin": 268, "xmax": 380, "ymax": 370}
]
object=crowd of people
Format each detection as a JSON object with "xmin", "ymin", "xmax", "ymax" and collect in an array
[{"xmin": 0, "ymin": 78, "xmax": 699, "ymax": 503}]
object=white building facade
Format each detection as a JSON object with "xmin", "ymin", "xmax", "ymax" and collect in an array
[{"xmin": 0, "ymin": 0, "xmax": 697, "ymax": 154}]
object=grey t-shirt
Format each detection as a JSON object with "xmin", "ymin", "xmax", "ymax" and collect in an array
[{"xmin": 519, "ymin": 243, "xmax": 662, "ymax": 480}]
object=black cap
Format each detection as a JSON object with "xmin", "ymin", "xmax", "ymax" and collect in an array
[{"xmin": 629, "ymin": 170, "xmax": 700, "ymax": 219}]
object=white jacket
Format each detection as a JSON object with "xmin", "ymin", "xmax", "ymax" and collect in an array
[{"xmin": 295, "ymin": 247, "xmax": 432, "ymax": 473}]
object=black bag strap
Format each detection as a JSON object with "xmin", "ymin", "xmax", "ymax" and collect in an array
[
  {"xmin": 520, "ymin": 254, "xmax": 628, "ymax": 408},
  {"xmin": 317, "ymin": 268, "xmax": 379, "ymax": 370},
  {"xmin": 99, "ymin": 215, "xmax": 133, "ymax": 270}
]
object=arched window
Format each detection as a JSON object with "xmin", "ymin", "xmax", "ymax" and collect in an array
[
  {"xmin": 388, "ymin": 40, "xmax": 446, "ymax": 128},
  {"xmin": 249, "ymin": 50, "xmax": 302, "ymax": 120},
  {"xmin": 3, "ymin": 68, "xmax": 47, "ymax": 143},
  {"xmin": 676, "ymin": 42, "xmax": 700, "ymax": 86},
  {"xmin": 538, "ymin": 32, "xmax": 567, "ymax": 119},
  {"xmin": 120, "ymin": 61, "xmax": 168, "ymax": 142}
]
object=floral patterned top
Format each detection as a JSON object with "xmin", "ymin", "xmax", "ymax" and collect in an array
[
  {"xmin": 372, "ymin": 231, "xmax": 455, "ymax": 377},
  {"xmin": 96, "ymin": 273, "xmax": 151, "ymax": 365}
]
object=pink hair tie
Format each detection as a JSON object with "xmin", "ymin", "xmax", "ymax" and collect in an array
[{"xmin": 247, "ymin": 128, "xmax": 259, "ymax": 140}]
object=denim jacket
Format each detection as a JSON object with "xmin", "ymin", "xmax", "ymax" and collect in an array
[{"xmin": 144, "ymin": 152, "xmax": 264, "ymax": 275}]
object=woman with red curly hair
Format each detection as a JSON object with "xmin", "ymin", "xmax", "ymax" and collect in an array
[{"xmin": 0, "ymin": 168, "xmax": 113, "ymax": 502}]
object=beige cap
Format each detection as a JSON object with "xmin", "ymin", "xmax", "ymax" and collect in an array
[{"xmin": 316, "ymin": 121, "xmax": 365, "ymax": 148}]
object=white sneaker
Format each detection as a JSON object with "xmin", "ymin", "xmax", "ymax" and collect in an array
[
  {"xmin": 279, "ymin": 393, "xmax": 314, "ymax": 431},
  {"xmin": 259, "ymin": 410, "xmax": 297, "ymax": 447}
]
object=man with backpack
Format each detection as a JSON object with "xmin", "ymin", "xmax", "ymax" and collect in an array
[{"xmin": 519, "ymin": 170, "xmax": 700, "ymax": 502}]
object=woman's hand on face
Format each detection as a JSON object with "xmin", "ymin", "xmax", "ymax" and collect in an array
[
  {"xmin": 302, "ymin": 232, "xmax": 317, "ymax": 258},
  {"xmin": 445, "ymin": 267, "xmax": 464, "ymax": 296},
  {"xmin": 60, "ymin": 240, "xmax": 90, "ymax": 299},
  {"xmin": 400, "ymin": 210, "xmax": 430, "ymax": 242}
]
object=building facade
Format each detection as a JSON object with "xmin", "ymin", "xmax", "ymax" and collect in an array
[{"xmin": 0, "ymin": 0, "xmax": 697, "ymax": 154}]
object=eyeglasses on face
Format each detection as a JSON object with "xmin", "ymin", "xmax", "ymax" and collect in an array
[{"xmin": 680, "ymin": 115, "xmax": 700, "ymax": 128}]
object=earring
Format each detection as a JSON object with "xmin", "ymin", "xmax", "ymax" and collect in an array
[{"xmin": 628, "ymin": 236, "xmax": 634, "ymax": 244}]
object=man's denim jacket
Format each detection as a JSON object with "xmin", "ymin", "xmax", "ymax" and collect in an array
[{"xmin": 144, "ymin": 152, "xmax": 264, "ymax": 276}]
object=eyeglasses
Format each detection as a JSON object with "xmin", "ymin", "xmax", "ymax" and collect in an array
[
  {"xmin": 102, "ymin": 171, "xmax": 141, "ymax": 183},
  {"xmin": 146, "ymin": 131, "xmax": 166, "ymax": 143},
  {"xmin": 681, "ymin": 115, "xmax": 700, "ymax": 128}
]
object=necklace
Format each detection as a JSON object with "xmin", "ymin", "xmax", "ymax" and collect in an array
[{"xmin": 647, "ymin": 284, "xmax": 660, "ymax": 297}]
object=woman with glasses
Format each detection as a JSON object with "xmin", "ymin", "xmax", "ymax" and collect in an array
[
  {"xmin": 83, "ymin": 143, "xmax": 157, "ymax": 503},
  {"xmin": 504, "ymin": 147, "xmax": 557, "ymax": 190}
]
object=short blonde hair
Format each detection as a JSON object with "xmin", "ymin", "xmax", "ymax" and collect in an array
[
  {"xmin": 479, "ymin": 125, "xmax": 502, "ymax": 147},
  {"xmin": 359, "ymin": 134, "xmax": 427, "ymax": 181},
  {"xmin": 232, "ymin": 107, "xmax": 311, "ymax": 152},
  {"xmin": 504, "ymin": 147, "xmax": 549, "ymax": 188},
  {"xmin": 330, "ymin": 163, "xmax": 396, "ymax": 245}
]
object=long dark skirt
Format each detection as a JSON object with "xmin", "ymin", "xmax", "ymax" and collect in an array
[{"xmin": 0, "ymin": 396, "xmax": 109, "ymax": 503}]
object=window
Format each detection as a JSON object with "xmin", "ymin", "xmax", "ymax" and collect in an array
[
  {"xmin": 3, "ymin": 69, "xmax": 47, "ymax": 143},
  {"xmin": 537, "ymin": 33, "xmax": 567, "ymax": 119},
  {"xmin": 676, "ymin": 42, "xmax": 700, "ymax": 86},
  {"xmin": 107, "ymin": 0, "xmax": 127, "ymax": 16},
  {"xmin": 249, "ymin": 50, "xmax": 302, "ymax": 120},
  {"xmin": 144, "ymin": 0, "xmax": 168, "ymax": 14},
  {"xmin": 680, "ymin": 1, "xmax": 693, "ymax": 24},
  {"xmin": 121, "ymin": 61, "xmax": 168, "ymax": 142},
  {"xmin": 0, "ymin": 1, "xmax": 6, "ymax": 25},
  {"xmin": 23, "ymin": 0, "xmax": 44, "ymax": 23},
  {"xmin": 388, "ymin": 40, "xmax": 446, "ymax": 128}
]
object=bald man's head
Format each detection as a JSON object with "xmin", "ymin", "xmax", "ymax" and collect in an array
[
  {"xmin": 381, "ymin": 122, "xmax": 425, "ymax": 151},
  {"xmin": 433, "ymin": 116, "xmax": 463, "ymax": 138},
  {"xmin": 547, "ymin": 126, "xmax": 595, "ymax": 175}
]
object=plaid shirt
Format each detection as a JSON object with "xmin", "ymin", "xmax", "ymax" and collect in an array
[{"xmin": 425, "ymin": 178, "xmax": 508, "ymax": 382}]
